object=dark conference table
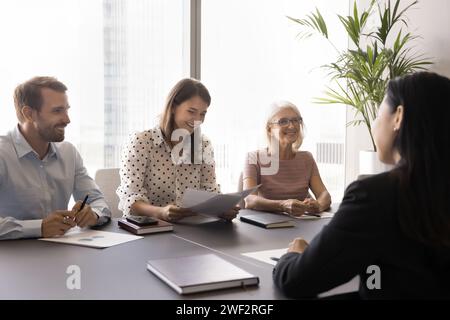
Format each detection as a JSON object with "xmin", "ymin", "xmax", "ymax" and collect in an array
[{"xmin": 0, "ymin": 206, "xmax": 358, "ymax": 299}]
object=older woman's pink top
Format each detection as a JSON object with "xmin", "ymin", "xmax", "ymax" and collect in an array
[{"xmin": 243, "ymin": 150, "xmax": 320, "ymax": 200}]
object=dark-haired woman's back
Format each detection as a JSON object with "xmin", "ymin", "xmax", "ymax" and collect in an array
[
  {"xmin": 273, "ymin": 170, "xmax": 450, "ymax": 299},
  {"xmin": 273, "ymin": 72, "xmax": 450, "ymax": 299}
]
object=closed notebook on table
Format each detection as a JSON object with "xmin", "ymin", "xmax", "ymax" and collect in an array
[
  {"xmin": 146, "ymin": 253, "xmax": 259, "ymax": 295},
  {"xmin": 240, "ymin": 213, "xmax": 294, "ymax": 229},
  {"xmin": 118, "ymin": 218, "xmax": 173, "ymax": 235}
]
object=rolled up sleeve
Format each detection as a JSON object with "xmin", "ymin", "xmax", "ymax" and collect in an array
[
  {"xmin": 72, "ymin": 148, "xmax": 111, "ymax": 226},
  {"xmin": 0, "ymin": 217, "xmax": 42, "ymax": 240}
]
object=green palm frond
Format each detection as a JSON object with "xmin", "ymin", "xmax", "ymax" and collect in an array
[
  {"xmin": 287, "ymin": 8, "xmax": 328, "ymax": 39},
  {"xmin": 375, "ymin": 0, "xmax": 418, "ymax": 44},
  {"xmin": 346, "ymin": 120, "xmax": 366, "ymax": 127},
  {"xmin": 337, "ymin": 1, "xmax": 372, "ymax": 47},
  {"xmin": 288, "ymin": 0, "xmax": 431, "ymax": 151}
]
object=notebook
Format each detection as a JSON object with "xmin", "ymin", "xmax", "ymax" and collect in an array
[
  {"xmin": 118, "ymin": 218, "xmax": 173, "ymax": 235},
  {"xmin": 147, "ymin": 253, "xmax": 259, "ymax": 295},
  {"xmin": 239, "ymin": 213, "xmax": 295, "ymax": 229}
]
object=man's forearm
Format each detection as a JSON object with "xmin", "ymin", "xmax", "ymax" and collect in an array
[
  {"xmin": 0, "ymin": 217, "xmax": 42, "ymax": 240},
  {"xmin": 244, "ymin": 195, "xmax": 285, "ymax": 213}
]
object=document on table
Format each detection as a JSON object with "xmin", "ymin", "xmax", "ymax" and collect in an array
[
  {"xmin": 38, "ymin": 227, "xmax": 143, "ymax": 248},
  {"xmin": 242, "ymin": 248, "xmax": 288, "ymax": 266},
  {"xmin": 293, "ymin": 211, "xmax": 335, "ymax": 220},
  {"xmin": 287, "ymin": 202, "xmax": 338, "ymax": 220},
  {"xmin": 181, "ymin": 185, "xmax": 260, "ymax": 217}
]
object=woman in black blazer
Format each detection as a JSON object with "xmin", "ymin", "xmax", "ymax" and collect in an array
[{"xmin": 273, "ymin": 72, "xmax": 450, "ymax": 299}]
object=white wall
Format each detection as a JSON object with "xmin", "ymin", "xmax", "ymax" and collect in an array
[
  {"xmin": 409, "ymin": 0, "xmax": 450, "ymax": 77},
  {"xmin": 345, "ymin": 0, "xmax": 450, "ymax": 186}
]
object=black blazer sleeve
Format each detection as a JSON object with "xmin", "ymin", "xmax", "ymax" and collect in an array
[{"xmin": 273, "ymin": 178, "xmax": 390, "ymax": 298}]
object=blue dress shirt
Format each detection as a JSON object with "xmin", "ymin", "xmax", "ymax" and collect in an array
[{"xmin": 0, "ymin": 126, "xmax": 111, "ymax": 240}]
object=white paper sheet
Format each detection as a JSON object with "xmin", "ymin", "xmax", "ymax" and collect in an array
[
  {"xmin": 176, "ymin": 215, "xmax": 221, "ymax": 225},
  {"xmin": 293, "ymin": 212, "xmax": 335, "ymax": 220},
  {"xmin": 181, "ymin": 185, "xmax": 260, "ymax": 217},
  {"xmin": 242, "ymin": 248, "xmax": 288, "ymax": 266},
  {"xmin": 291, "ymin": 203, "xmax": 339, "ymax": 220},
  {"xmin": 38, "ymin": 227, "xmax": 143, "ymax": 248}
]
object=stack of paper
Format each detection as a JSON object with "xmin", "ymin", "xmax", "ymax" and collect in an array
[{"xmin": 181, "ymin": 185, "xmax": 260, "ymax": 216}]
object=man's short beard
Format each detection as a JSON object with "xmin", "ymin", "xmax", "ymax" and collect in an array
[{"xmin": 38, "ymin": 126, "xmax": 64, "ymax": 142}]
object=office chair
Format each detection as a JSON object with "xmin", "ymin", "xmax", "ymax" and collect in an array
[
  {"xmin": 357, "ymin": 174, "xmax": 373, "ymax": 181},
  {"xmin": 237, "ymin": 172, "xmax": 245, "ymax": 208},
  {"xmin": 94, "ymin": 168, "xmax": 122, "ymax": 218}
]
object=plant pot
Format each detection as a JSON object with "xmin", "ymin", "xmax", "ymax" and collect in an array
[{"xmin": 359, "ymin": 150, "xmax": 393, "ymax": 175}]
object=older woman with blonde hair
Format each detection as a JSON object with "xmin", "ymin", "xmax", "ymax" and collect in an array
[{"xmin": 243, "ymin": 101, "xmax": 331, "ymax": 216}]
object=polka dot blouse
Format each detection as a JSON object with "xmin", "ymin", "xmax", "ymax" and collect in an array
[{"xmin": 117, "ymin": 126, "xmax": 220, "ymax": 216}]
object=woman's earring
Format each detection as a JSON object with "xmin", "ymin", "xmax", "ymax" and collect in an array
[{"xmin": 394, "ymin": 127, "xmax": 399, "ymax": 132}]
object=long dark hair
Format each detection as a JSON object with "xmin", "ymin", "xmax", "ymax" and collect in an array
[
  {"xmin": 386, "ymin": 72, "xmax": 450, "ymax": 247},
  {"xmin": 159, "ymin": 78, "xmax": 211, "ymax": 139}
]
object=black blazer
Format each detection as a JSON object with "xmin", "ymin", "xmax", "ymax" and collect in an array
[{"xmin": 273, "ymin": 171, "xmax": 450, "ymax": 299}]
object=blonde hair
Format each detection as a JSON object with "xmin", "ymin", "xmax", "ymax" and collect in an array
[{"xmin": 265, "ymin": 100, "xmax": 304, "ymax": 152}]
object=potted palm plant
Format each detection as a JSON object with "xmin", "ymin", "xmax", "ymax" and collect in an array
[{"xmin": 288, "ymin": 0, "xmax": 431, "ymax": 174}]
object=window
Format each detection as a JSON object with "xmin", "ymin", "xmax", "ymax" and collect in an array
[
  {"xmin": 0, "ymin": 0, "xmax": 348, "ymax": 201},
  {"xmin": 0, "ymin": 0, "xmax": 187, "ymax": 175},
  {"xmin": 201, "ymin": 0, "xmax": 348, "ymax": 200}
]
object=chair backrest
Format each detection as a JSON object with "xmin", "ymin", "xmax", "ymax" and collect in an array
[
  {"xmin": 237, "ymin": 172, "xmax": 245, "ymax": 208},
  {"xmin": 357, "ymin": 174, "xmax": 373, "ymax": 181},
  {"xmin": 238, "ymin": 172, "xmax": 243, "ymax": 192},
  {"xmin": 95, "ymin": 168, "xmax": 122, "ymax": 218}
]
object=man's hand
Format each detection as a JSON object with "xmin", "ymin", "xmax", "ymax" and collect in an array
[
  {"xmin": 218, "ymin": 206, "xmax": 240, "ymax": 222},
  {"xmin": 72, "ymin": 201, "xmax": 99, "ymax": 228},
  {"xmin": 288, "ymin": 237, "xmax": 309, "ymax": 253},
  {"xmin": 41, "ymin": 210, "xmax": 76, "ymax": 238}
]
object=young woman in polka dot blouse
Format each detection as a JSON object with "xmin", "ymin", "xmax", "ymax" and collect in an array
[{"xmin": 117, "ymin": 78, "xmax": 238, "ymax": 222}]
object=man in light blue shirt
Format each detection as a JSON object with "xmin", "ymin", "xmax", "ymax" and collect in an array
[{"xmin": 0, "ymin": 76, "xmax": 111, "ymax": 240}]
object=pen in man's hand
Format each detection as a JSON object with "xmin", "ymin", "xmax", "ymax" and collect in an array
[
  {"xmin": 64, "ymin": 195, "xmax": 89, "ymax": 224},
  {"xmin": 78, "ymin": 195, "xmax": 89, "ymax": 212}
]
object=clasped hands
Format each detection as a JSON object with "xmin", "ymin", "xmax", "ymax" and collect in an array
[
  {"xmin": 41, "ymin": 201, "xmax": 98, "ymax": 237},
  {"xmin": 280, "ymin": 198, "xmax": 321, "ymax": 217}
]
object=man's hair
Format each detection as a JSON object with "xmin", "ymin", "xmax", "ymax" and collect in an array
[{"xmin": 14, "ymin": 76, "xmax": 67, "ymax": 122}]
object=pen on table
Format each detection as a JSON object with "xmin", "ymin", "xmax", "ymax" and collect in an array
[
  {"xmin": 303, "ymin": 212, "xmax": 321, "ymax": 218},
  {"xmin": 270, "ymin": 257, "xmax": 280, "ymax": 262}
]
